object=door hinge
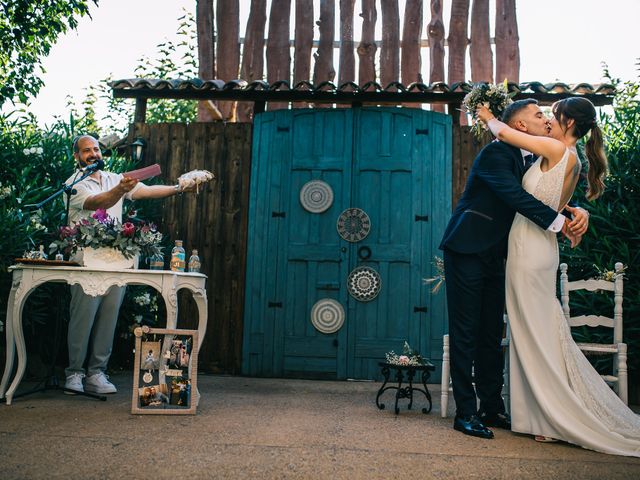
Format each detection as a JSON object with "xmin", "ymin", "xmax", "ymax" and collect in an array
[
  {"xmin": 415, "ymin": 128, "xmax": 429, "ymax": 135},
  {"xmin": 415, "ymin": 215, "xmax": 429, "ymax": 222},
  {"xmin": 277, "ymin": 126, "xmax": 290, "ymax": 132},
  {"xmin": 268, "ymin": 301, "xmax": 283, "ymax": 308},
  {"xmin": 414, "ymin": 306, "xmax": 428, "ymax": 313},
  {"xmin": 272, "ymin": 211, "xmax": 286, "ymax": 218}
]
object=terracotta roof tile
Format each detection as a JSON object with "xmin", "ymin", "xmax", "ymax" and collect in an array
[{"xmin": 109, "ymin": 79, "xmax": 615, "ymax": 106}]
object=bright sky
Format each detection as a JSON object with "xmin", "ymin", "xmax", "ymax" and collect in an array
[{"xmin": 21, "ymin": 0, "xmax": 640, "ymax": 126}]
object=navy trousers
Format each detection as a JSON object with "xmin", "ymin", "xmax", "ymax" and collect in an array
[{"xmin": 443, "ymin": 247, "xmax": 507, "ymax": 417}]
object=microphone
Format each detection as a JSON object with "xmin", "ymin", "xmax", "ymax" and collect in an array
[{"xmin": 83, "ymin": 159, "xmax": 104, "ymax": 173}]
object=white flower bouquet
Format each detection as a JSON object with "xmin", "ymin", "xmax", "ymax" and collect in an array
[
  {"xmin": 385, "ymin": 341, "xmax": 426, "ymax": 366},
  {"xmin": 462, "ymin": 80, "xmax": 515, "ymax": 139}
]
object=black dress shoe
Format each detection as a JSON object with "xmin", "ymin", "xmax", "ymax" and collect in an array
[
  {"xmin": 479, "ymin": 412, "xmax": 511, "ymax": 430},
  {"xmin": 453, "ymin": 415, "xmax": 494, "ymax": 439}
]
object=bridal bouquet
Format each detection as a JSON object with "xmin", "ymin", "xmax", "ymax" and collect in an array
[
  {"xmin": 49, "ymin": 209, "xmax": 163, "ymax": 259},
  {"xmin": 462, "ymin": 80, "xmax": 515, "ymax": 139}
]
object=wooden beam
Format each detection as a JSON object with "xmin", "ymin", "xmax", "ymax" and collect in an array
[
  {"xmin": 427, "ymin": 0, "xmax": 445, "ymax": 112},
  {"xmin": 266, "ymin": 0, "xmax": 292, "ymax": 110},
  {"xmin": 358, "ymin": 0, "xmax": 377, "ymax": 84},
  {"xmin": 402, "ymin": 0, "xmax": 423, "ymax": 85},
  {"xmin": 495, "ymin": 0, "xmax": 520, "ymax": 83},
  {"xmin": 238, "ymin": 0, "xmax": 267, "ymax": 122},
  {"xmin": 196, "ymin": 0, "xmax": 215, "ymax": 121},
  {"xmin": 470, "ymin": 0, "xmax": 493, "ymax": 82},
  {"xmin": 380, "ymin": 0, "xmax": 400, "ymax": 87},
  {"xmin": 216, "ymin": 0, "xmax": 240, "ymax": 121},
  {"xmin": 134, "ymin": 98, "xmax": 147, "ymax": 123}
]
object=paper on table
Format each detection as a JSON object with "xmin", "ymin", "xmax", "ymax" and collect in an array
[{"xmin": 123, "ymin": 163, "xmax": 162, "ymax": 181}]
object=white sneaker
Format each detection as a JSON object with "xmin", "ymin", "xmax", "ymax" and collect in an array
[
  {"xmin": 64, "ymin": 373, "xmax": 85, "ymax": 394},
  {"xmin": 85, "ymin": 372, "xmax": 117, "ymax": 394}
]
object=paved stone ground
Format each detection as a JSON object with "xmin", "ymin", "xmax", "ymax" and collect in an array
[{"xmin": 1, "ymin": 373, "xmax": 639, "ymax": 479}]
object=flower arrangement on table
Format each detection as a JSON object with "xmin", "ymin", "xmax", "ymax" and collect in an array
[
  {"xmin": 49, "ymin": 208, "xmax": 164, "ymax": 260},
  {"xmin": 385, "ymin": 341, "xmax": 426, "ymax": 367},
  {"xmin": 462, "ymin": 80, "xmax": 516, "ymax": 139}
]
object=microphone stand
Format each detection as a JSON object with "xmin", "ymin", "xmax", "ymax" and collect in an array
[
  {"xmin": 11, "ymin": 165, "xmax": 108, "ymax": 402},
  {"xmin": 25, "ymin": 166, "xmax": 100, "ymax": 226}
]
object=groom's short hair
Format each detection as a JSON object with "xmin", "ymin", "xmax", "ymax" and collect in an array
[{"xmin": 501, "ymin": 99, "xmax": 539, "ymax": 125}]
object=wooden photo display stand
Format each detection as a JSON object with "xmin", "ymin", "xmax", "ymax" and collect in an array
[{"xmin": 132, "ymin": 326, "xmax": 198, "ymax": 415}]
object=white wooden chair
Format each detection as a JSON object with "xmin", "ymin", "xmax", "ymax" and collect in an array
[
  {"xmin": 440, "ymin": 315, "xmax": 510, "ymax": 418},
  {"xmin": 559, "ymin": 262, "xmax": 628, "ymax": 405}
]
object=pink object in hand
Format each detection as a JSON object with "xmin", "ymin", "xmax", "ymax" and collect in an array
[{"xmin": 123, "ymin": 164, "xmax": 162, "ymax": 181}]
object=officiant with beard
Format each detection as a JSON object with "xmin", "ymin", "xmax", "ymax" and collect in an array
[{"xmin": 63, "ymin": 134, "xmax": 197, "ymax": 396}]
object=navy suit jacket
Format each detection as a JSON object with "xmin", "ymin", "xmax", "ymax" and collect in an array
[{"xmin": 439, "ymin": 141, "xmax": 560, "ymax": 256}]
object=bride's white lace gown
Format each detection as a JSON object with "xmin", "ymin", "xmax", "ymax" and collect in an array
[{"xmin": 506, "ymin": 149, "xmax": 640, "ymax": 456}]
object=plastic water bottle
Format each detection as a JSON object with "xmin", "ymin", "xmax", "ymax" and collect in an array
[
  {"xmin": 170, "ymin": 240, "xmax": 185, "ymax": 272},
  {"xmin": 188, "ymin": 249, "xmax": 201, "ymax": 273},
  {"xmin": 149, "ymin": 252, "xmax": 164, "ymax": 270}
]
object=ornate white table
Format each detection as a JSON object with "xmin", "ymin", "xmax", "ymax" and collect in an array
[{"xmin": 0, "ymin": 264, "xmax": 208, "ymax": 405}]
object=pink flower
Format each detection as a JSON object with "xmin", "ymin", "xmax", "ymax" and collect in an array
[
  {"xmin": 398, "ymin": 355, "xmax": 410, "ymax": 365},
  {"xmin": 92, "ymin": 208, "xmax": 109, "ymax": 222},
  {"xmin": 59, "ymin": 225, "xmax": 78, "ymax": 239},
  {"xmin": 122, "ymin": 222, "xmax": 136, "ymax": 237}
]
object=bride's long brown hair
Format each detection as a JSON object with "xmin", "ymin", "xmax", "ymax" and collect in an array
[{"xmin": 552, "ymin": 97, "xmax": 608, "ymax": 200}]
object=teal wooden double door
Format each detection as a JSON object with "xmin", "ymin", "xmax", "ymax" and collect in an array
[{"xmin": 243, "ymin": 107, "xmax": 451, "ymax": 381}]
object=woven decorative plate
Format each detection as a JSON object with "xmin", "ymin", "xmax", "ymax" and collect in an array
[
  {"xmin": 347, "ymin": 266, "xmax": 382, "ymax": 302},
  {"xmin": 310, "ymin": 298, "xmax": 345, "ymax": 334},
  {"xmin": 300, "ymin": 180, "xmax": 334, "ymax": 213},
  {"xmin": 336, "ymin": 208, "xmax": 371, "ymax": 242}
]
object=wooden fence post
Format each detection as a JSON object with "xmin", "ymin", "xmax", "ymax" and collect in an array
[
  {"xmin": 216, "ymin": 0, "xmax": 240, "ymax": 121},
  {"xmin": 495, "ymin": 0, "xmax": 520, "ymax": 83},
  {"xmin": 358, "ymin": 0, "xmax": 377, "ymax": 84},
  {"xmin": 267, "ymin": 0, "xmax": 292, "ymax": 110},
  {"xmin": 380, "ymin": 0, "xmax": 400, "ymax": 88},
  {"xmin": 427, "ymin": 0, "xmax": 445, "ymax": 112},
  {"xmin": 238, "ymin": 0, "xmax": 267, "ymax": 122},
  {"xmin": 196, "ymin": 0, "xmax": 216, "ymax": 122},
  {"xmin": 470, "ymin": 0, "xmax": 493, "ymax": 82}
]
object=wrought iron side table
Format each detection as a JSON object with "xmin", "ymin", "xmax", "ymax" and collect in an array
[{"xmin": 376, "ymin": 361, "xmax": 435, "ymax": 414}]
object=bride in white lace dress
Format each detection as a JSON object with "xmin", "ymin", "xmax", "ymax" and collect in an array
[{"xmin": 478, "ymin": 98, "xmax": 640, "ymax": 457}]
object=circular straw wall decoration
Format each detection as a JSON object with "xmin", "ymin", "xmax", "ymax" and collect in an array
[
  {"xmin": 310, "ymin": 298, "xmax": 345, "ymax": 334},
  {"xmin": 300, "ymin": 180, "xmax": 334, "ymax": 213},
  {"xmin": 336, "ymin": 207, "xmax": 371, "ymax": 242},
  {"xmin": 347, "ymin": 266, "xmax": 382, "ymax": 301}
]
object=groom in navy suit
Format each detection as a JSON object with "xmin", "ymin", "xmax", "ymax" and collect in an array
[{"xmin": 439, "ymin": 99, "xmax": 588, "ymax": 439}]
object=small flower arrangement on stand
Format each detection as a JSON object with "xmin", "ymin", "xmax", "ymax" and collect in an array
[
  {"xmin": 49, "ymin": 208, "xmax": 164, "ymax": 263},
  {"xmin": 462, "ymin": 80, "xmax": 516, "ymax": 139},
  {"xmin": 385, "ymin": 341, "xmax": 426, "ymax": 367}
]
